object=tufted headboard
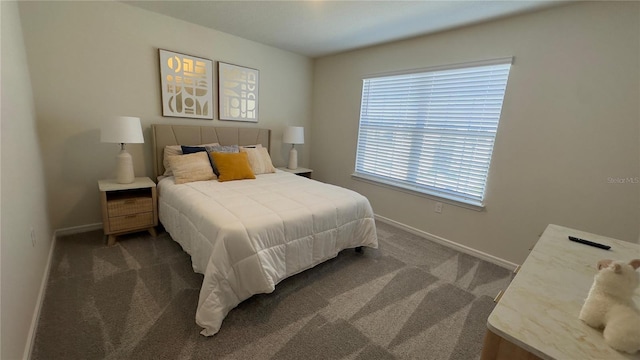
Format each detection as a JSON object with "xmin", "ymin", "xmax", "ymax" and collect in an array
[{"xmin": 151, "ymin": 124, "xmax": 271, "ymax": 180}]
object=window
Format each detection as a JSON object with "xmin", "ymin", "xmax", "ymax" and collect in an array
[{"xmin": 354, "ymin": 58, "xmax": 512, "ymax": 207}]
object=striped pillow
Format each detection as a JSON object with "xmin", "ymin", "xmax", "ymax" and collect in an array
[
  {"xmin": 240, "ymin": 146, "xmax": 276, "ymax": 175},
  {"xmin": 163, "ymin": 142, "xmax": 218, "ymax": 176},
  {"xmin": 167, "ymin": 152, "xmax": 216, "ymax": 184}
]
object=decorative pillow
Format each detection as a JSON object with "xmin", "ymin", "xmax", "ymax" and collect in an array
[
  {"xmin": 163, "ymin": 142, "xmax": 218, "ymax": 176},
  {"xmin": 210, "ymin": 152, "xmax": 255, "ymax": 182},
  {"xmin": 167, "ymin": 152, "xmax": 216, "ymax": 184},
  {"xmin": 162, "ymin": 145, "xmax": 183, "ymax": 176},
  {"xmin": 181, "ymin": 145, "xmax": 207, "ymax": 154},
  {"xmin": 181, "ymin": 145, "xmax": 216, "ymax": 171},
  {"xmin": 240, "ymin": 146, "xmax": 276, "ymax": 174},
  {"xmin": 207, "ymin": 144, "xmax": 239, "ymax": 153},
  {"xmin": 206, "ymin": 144, "xmax": 239, "ymax": 176},
  {"xmin": 239, "ymin": 144, "xmax": 262, "ymax": 149}
]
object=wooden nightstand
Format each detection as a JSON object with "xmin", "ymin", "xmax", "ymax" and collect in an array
[
  {"xmin": 277, "ymin": 167, "xmax": 313, "ymax": 178},
  {"xmin": 98, "ymin": 177, "xmax": 158, "ymax": 246}
]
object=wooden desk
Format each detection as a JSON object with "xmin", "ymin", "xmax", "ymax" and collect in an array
[{"xmin": 481, "ymin": 224, "xmax": 640, "ymax": 360}]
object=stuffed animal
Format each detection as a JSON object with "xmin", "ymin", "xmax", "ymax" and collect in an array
[{"xmin": 579, "ymin": 259, "xmax": 640, "ymax": 354}]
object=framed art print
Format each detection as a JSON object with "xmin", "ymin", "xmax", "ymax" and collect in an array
[
  {"xmin": 218, "ymin": 62, "xmax": 259, "ymax": 122},
  {"xmin": 159, "ymin": 49, "xmax": 213, "ymax": 119}
]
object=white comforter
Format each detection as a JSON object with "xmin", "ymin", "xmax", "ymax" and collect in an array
[{"xmin": 158, "ymin": 171, "xmax": 378, "ymax": 336}]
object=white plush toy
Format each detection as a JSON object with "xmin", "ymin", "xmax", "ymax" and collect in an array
[{"xmin": 579, "ymin": 259, "xmax": 640, "ymax": 354}]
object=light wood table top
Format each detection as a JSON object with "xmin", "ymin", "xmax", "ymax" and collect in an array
[{"xmin": 487, "ymin": 224, "xmax": 640, "ymax": 360}]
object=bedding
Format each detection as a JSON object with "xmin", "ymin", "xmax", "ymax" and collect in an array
[{"xmin": 158, "ymin": 170, "xmax": 378, "ymax": 336}]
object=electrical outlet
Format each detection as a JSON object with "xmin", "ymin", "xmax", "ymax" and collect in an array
[
  {"xmin": 31, "ymin": 228, "xmax": 37, "ymax": 247},
  {"xmin": 434, "ymin": 202, "xmax": 443, "ymax": 214}
]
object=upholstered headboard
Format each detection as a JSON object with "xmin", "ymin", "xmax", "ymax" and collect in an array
[{"xmin": 151, "ymin": 124, "xmax": 271, "ymax": 180}]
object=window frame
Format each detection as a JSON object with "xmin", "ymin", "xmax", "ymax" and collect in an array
[{"xmin": 352, "ymin": 57, "xmax": 513, "ymax": 209}]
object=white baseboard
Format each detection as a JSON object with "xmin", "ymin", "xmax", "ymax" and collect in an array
[
  {"xmin": 375, "ymin": 215, "xmax": 518, "ymax": 271},
  {"xmin": 23, "ymin": 233, "xmax": 57, "ymax": 360},
  {"xmin": 54, "ymin": 223, "xmax": 102, "ymax": 237}
]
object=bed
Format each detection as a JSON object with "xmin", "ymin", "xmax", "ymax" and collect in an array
[{"xmin": 151, "ymin": 124, "xmax": 378, "ymax": 336}]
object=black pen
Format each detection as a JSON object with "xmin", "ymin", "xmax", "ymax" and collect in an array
[{"xmin": 568, "ymin": 236, "xmax": 611, "ymax": 250}]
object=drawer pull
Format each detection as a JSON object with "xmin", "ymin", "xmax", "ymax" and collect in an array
[{"xmin": 493, "ymin": 290, "xmax": 504, "ymax": 303}]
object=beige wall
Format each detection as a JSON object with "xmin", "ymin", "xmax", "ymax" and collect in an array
[
  {"xmin": 312, "ymin": 2, "xmax": 640, "ymax": 264},
  {"xmin": 1, "ymin": 2, "xmax": 54, "ymax": 359},
  {"xmin": 19, "ymin": 1, "xmax": 314, "ymax": 231}
]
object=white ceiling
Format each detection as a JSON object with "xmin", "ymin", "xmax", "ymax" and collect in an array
[{"xmin": 124, "ymin": 0, "xmax": 568, "ymax": 58}]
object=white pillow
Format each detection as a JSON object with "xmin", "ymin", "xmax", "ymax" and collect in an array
[
  {"xmin": 163, "ymin": 142, "xmax": 219, "ymax": 176},
  {"xmin": 240, "ymin": 146, "xmax": 276, "ymax": 175}
]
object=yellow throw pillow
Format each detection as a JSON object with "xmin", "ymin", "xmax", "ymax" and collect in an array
[
  {"xmin": 168, "ymin": 152, "xmax": 216, "ymax": 184},
  {"xmin": 240, "ymin": 146, "xmax": 276, "ymax": 174},
  {"xmin": 210, "ymin": 152, "xmax": 256, "ymax": 182}
]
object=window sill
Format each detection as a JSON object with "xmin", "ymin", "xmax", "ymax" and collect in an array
[{"xmin": 351, "ymin": 173, "xmax": 485, "ymax": 212}]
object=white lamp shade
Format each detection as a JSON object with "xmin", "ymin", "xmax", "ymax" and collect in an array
[
  {"xmin": 101, "ymin": 116, "xmax": 144, "ymax": 144},
  {"xmin": 283, "ymin": 126, "xmax": 304, "ymax": 144}
]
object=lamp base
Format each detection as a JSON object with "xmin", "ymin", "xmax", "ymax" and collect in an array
[
  {"xmin": 116, "ymin": 149, "xmax": 135, "ymax": 184},
  {"xmin": 287, "ymin": 147, "xmax": 298, "ymax": 170}
]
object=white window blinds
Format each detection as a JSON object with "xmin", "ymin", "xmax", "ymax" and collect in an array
[{"xmin": 354, "ymin": 59, "xmax": 512, "ymax": 206}]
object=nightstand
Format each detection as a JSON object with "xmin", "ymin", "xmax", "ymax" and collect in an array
[
  {"xmin": 277, "ymin": 167, "xmax": 313, "ymax": 178},
  {"xmin": 98, "ymin": 177, "xmax": 158, "ymax": 246}
]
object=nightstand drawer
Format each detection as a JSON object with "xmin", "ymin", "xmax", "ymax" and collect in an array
[
  {"xmin": 107, "ymin": 197, "xmax": 153, "ymax": 217},
  {"xmin": 109, "ymin": 212, "xmax": 154, "ymax": 232}
]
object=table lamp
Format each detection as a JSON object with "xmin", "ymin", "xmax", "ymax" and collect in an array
[
  {"xmin": 101, "ymin": 116, "xmax": 144, "ymax": 184},
  {"xmin": 283, "ymin": 126, "xmax": 304, "ymax": 170}
]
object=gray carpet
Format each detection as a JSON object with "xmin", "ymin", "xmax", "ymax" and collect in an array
[{"xmin": 32, "ymin": 221, "xmax": 512, "ymax": 360}]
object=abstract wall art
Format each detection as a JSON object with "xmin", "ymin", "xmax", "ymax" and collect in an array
[
  {"xmin": 159, "ymin": 49, "xmax": 213, "ymax": 119},
  {"xmin": 218, "ymin": 62, "xmax": 259, "ymax": 122}
]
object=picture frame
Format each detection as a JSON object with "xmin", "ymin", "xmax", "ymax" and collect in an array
[
  {"xmin": 159, "ymin": 49, "xmax": 214, "ymax": 120},
  {"xmin": 218, "ymin": 62, "xmax": 259, "ymax": 122}
]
